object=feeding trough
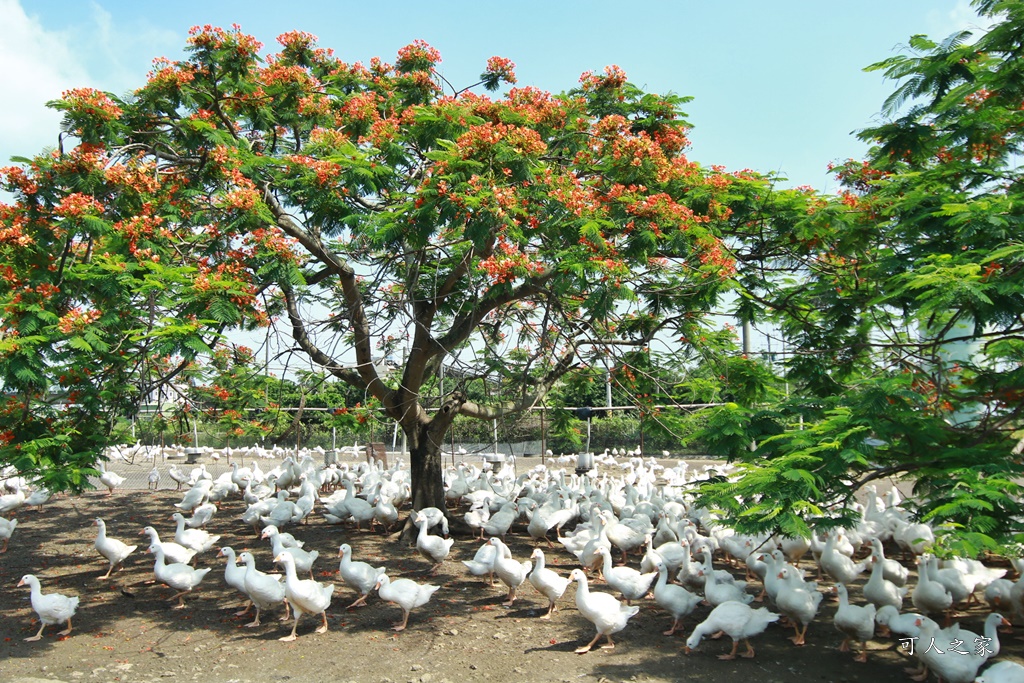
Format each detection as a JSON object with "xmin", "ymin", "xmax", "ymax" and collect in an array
[
  {"xmin": 575, "ymin": 451, "xmax": 594, "ymax": 475},
  {"xmin": 481, "ymin": 451, "xmax": 506, "ymax": 471}
]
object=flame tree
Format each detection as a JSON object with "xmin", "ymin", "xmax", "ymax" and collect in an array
[
  {"xmin": 0, "ymin": 27, "xmax": 776, "ymax": 503},
  {"xmin": 696, "ymin": 0, "xmax": 1024, "ymax": 553}
]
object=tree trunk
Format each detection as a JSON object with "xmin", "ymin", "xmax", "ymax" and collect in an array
[
  {"xmin": 399, "ymin": 397, "xmax": 461, "ymax": 542},
  {"xmin": 408, "ymin": 421, "xmax": 446, "ymax": 514}
]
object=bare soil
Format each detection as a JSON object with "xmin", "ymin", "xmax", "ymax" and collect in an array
[{"xmin": 1, "ymin": 485, "xmax": 1022, "ymax": 683}]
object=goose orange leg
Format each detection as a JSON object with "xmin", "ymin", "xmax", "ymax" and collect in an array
[
  {"xmin": 279, "ymin": 613, "xmax": 301, "ymax": 641},
  {"xmin": 717, "ymin": 639, "xmax": 741, "ymax": 660},
  {"xmin": 391, "ymin": 609, "xmax": 410, "ymax": 631},
  {"xmin": 24, "ymin": 622, "xmax": 46, "ymax": 642},
  {"xmin": 575, "ymin": 631, "xmax": 603, "ymax": 654},
  {"xmin": 244, "ymin": 607, "xmax": 262, "ymax": 628}
]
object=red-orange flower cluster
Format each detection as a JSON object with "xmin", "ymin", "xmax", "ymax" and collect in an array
[
  {"xmin": 455, "ymin": 122, "xmax": 546, "ymax": 158},
  {"xmin": 395, "ymin": 40, "xmax": 442, "ymax": 71},
  {"xmin": 187, "ymin": 24, "xmax": 263, "ymax": 56},
  {"xmin": 56, "ymin": 307, "xmax": 101, "ymax": 334},
  {"xmin": 485, "ymin": 56, "xmax": 517, "ymax": 85},
  {"xmin": 53, "ymin": 193, "xmax": 105, "ymax": 219},
  {"xmin": 146, "ymin": 57, "xmax": 195, "ymax": 90},
  {"xmin": 478, "ymin": 236, "xmax": 543, "ymax": 284},
  {"xmin": 60, "ymin": 87, "xmax": 122, "ymax": 120},
  {"xmin": 579, "ymin": 65, "xmax": 628, "ymax": 91},
  {"xmin": 287, "ymin": 155, "xmax": 341, "ymax": 185}
]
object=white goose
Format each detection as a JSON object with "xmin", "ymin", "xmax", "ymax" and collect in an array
[
  {"xmin": 0, "ymin": 516, "xmax": 17, "ymax": 553},
  {"xmin": 489, "ymin": 537, "xmax": 531, "ymax": 606},
  {"xmin": 916, "ymin": 612, "xmax": 1008, "ymax": 683},
  {"xmin": 237, "ymin": 551, "xmax": 289, "ymax": 627},
  {"xmin": 148, "ymin": 544, "xmax": 211, "ymax": 608},
  {"xmin": 337, "ymin": 543, "xmax": 385, "ymax": 608},
  {"xmin": 98, "ymin": 463, "xmax": 125, "ymax": 495},
  {"xmin": 371, "ymin": 495, "xmax": 399, "ymax": 532},
  {"xmin": 415, "ymin": 506, "xmax": 450, "ymax": 537},
  {"xmin": 274, "ymin": 552, "xmax": 334, "ymax": 641},
  {"xmin": 651, "ymin": 558, "xmax": 700, "ymax": 636},
  {"xmin": 870, "ymin": 537, "xmax": 909, "ymax": 586},
  {"xmin": 168, "ymin": 465, "xmax": 190, "ymax": 490},
  {"xmin": 833, "ymin": 583, "xmax": 876, "ymax": 663},
  {"xmin": 568, "ymin": 568, "xmax": 640, "ymax": 654},
  {"xmin": 774, "ymin": 565, "xmax": 823, "ymax": 646},
  {"xmin": 604, "ymin": 512, "xmax": 649, "ymax": 564},
  {"xmin": 261, "ymin": 524, "xmax": 304, "ymax": 549},
  {"xmin": 464, "ymin": 500, "xmax": 490, "ymax": 540},
  {"xmin": 596, "ymin": 545, "xmax": 656, "ymax": 604},
  {"xmin": 640, "ymin": 538, "xmax": 688, "ymax": 576},
  {"xmin": 140, "ymin": 526, "xmax": 196, "ymax": 565},
  {"xmin": 375, "ymin": 572, "xmax": 440, "ymax": 632},
  {"xmin": 23, "ymin": 487, "xmax": 51, "ymax": 510},
  {"xmin": 674, "ymin": 539, "xmax": 705, "ymax": 591},
  {"xmin": 170, "ymin": 512, "xmax": 220, "ymax": 554},
  {"xmin": 263, "ymin": 526, "xmax": 319, "ymax": 577},
  {"xmin": 414, "ymin": 510, "xmax": 454, "ymax": 572},
  {"xmin": 873, "ymin": 604, "xmax": 936, "ymax": 642},
  {"xmin": 976, "ymin": 660, "xmax": 1024, "ymax": 683},
  {"xmin": 18, "ymin": 574, "xmax": 79, "ymax": 641},
  {"xmin": 185, "ymin": 502, "xmax": 217, "ymax": 529},
  {"xmin": 700, "ymin": 564, "xmax": 752, "ymax": 608},
  {"xmin": 911, "ymin": 555, "xmax": 953, "ymax": 623},
  {"xmin": 891, "ymin": 518, "xmax": 934, "ymax": 558},
  {"xmin": 147, "ymin": 466, "xmax": 161, "ymax": 491},
  {"xmin": 462, "ymin": 540, "xmax": 506, "ymax": 586},
  {"xmin": 0, "ymin": 484, "xmax": 26, "ymax": 515},
  {"xmin": 684, "ymin": 600, "xmax": 780, "ymax": 660},
  {"xmin": 528, "ymin": 548, "xmax": 569, "ymax": 619},
  {"xmin": 863, "ymin": 553, "xmax": 907, "ymax": 613},
  {"xmin": 94, "ymin": 518, "xmax": 137, "ymax": 579},
  {"xmin": 819, "ymin": 529, "xmax": 867, "ymax": 588},
  {"xmin": 218, "ymin": 546, "xmax": 251, "ymax": 614}
]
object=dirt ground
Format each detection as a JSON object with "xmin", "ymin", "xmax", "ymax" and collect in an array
[{"xmin": 1, "ymin": 481, "xmax": 1022, "ymax": 683}]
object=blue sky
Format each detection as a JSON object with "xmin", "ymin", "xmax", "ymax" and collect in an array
[{"xmin": 1, "ymin": 0, "xmax": 988, "ymax": 194}]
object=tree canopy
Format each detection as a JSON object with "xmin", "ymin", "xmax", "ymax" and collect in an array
[
  {"xmin": 3, "ymin": 1, "xmax": 1022, "ymax": 552},
  {"xmin": 0, "ymin": 27, "xmax": 771, "ymax": 506},
  {"xmin": 695, "ymin": 0, "xmax": 1024, "ymax": 554}
]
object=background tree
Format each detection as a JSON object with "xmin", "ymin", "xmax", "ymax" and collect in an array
[
  {"xmin": 0, "ymin": 29, "xmax": 771, "ymax": 509},
  {"xmin": 185, "ymin": 343, "xmax": 287, "ymax": 447},
  {"xmin": 699, "ymin": 0, "xmax": 1024, "ymax": 553}
]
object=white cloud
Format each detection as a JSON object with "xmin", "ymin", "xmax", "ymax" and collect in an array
[
  {"xmin": 926, "ymin": 0, "xmax": 1000, "ymax": 40},
  {"xmin": 0, "ymin": 0, "xmax": 179, "ymax": 166},
  {"xmin": 76, "ymin": 2, "xmax": 179, "ymax": 95},
  {"xmin": 0, "ymin": 0, "xmax": 87, "ymax": 161}
]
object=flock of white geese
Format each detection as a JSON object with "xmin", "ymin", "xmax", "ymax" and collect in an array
[{"xmin": 3, "ymin": 447, "xmax": 1024, "ymax": 681}]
